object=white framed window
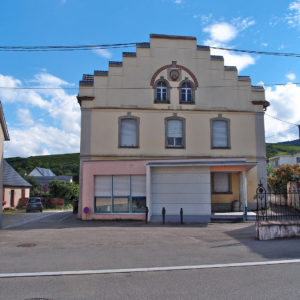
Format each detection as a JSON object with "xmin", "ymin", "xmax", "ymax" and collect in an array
[
  {"xmin": 154, "ymin": 79, "xmax": 170, "ymax": 102},
  {"xmin": 94, "ymin": 175, "xmax": 146, "ymax": 213},
  {"xmin": 180, "ymin": 81, "xmax": 194, "ymax": 103},
  {"xmin": 165, "ymin": 116, "xmax": 185, "ymax": 148},
  {"xmin": 211, "ymin": 115, "xmax": 230, "ymax": 149},
  {"xmin": 119, "ymin": 116, "xmax": 139, "ymax": 148},
  {"xmin": 212, "ymin": 173, "xmax": 231, "ymax": 193}
]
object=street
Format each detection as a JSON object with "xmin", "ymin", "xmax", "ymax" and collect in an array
[{"xmin": 1, "ymin": 212, "xmax": 300, "ymax": 299}]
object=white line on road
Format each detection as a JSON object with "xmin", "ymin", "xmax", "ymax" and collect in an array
[
  {"xmin": 1, "ymin": 259, "xmax": 300, "ymax": 278},
  {"xmin": 2, "ymin": 211, "xmax": 68, "ymax": 229}
]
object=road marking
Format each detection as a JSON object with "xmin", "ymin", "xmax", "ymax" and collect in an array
[
  {"xmin": 1, "ymin": 259, "xmax": 300, "ymax": 278},
  {"xmin": 2, "ymin": 211, "xmax": 68, "ymax": 229}
]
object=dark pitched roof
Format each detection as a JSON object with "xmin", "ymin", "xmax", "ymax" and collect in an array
[
  {"xmin": 33, "ymin": 176, "xmax": 73, "ymax": 185},
  {"xmin": 29, "ymin": 167, "xmax": 56, "ymax": 176},
  {"xmin": 3, "ymin": 160, "xmax": 31, "ymax": 187}
]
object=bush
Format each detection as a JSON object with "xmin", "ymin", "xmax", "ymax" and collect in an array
[
  {"xmin": 49, "ymin": 179, "xmax": 79, "ymax": 204},
  {"xmin": 268, "ymin": 164, "xmax": 300, "ymax": 192}
]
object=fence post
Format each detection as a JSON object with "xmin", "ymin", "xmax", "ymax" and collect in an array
[
  {"xmin": 162, "ymin": 207, "xmax": 166, "ymax": 224},
  {"xmin": 180, "ymin": 208, "xmax": 183, "ymax": 224}
]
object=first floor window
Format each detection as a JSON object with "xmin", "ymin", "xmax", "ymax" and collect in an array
[
  {"xmin": 120, "ymin": 118, "xmax": 138, "ymax": 147},
  {"xmin": 94, "ymin": 175, "xmax": 146, "ymax": 213},
  {"xmin": 212, "ymin": 119, "xmax": 229, "ymax": 148},
  {"xmin": 166, "ymin": 119, "xmax": 184, "ymax": 148},
  {"xmin": 212, "ymin": 173, "xmax": 231, "ymax": 193}
]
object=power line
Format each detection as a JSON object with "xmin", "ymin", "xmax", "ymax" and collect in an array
[
  {"xmin": 265, "ymin": 113, "xmax": 299, "ymax": 126},
  {"xmin": 0, "ymin": 82, "xmax": 300, "ymax": 90},
  {"xmin": 0, "ymin": 42, "xmax": 299, "ymax": 58}
]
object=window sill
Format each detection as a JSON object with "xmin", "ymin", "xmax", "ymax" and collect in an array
[
  {"xmin": 119, "ymin": 146, "xmax": 139, "ymax": 148},
  {"xmin": 154, "ymin": 100, "xmax": 170, "ymax": 104},
  {"xmin": 179, "ymin": 101, "xmax": 195, "ymax": 105},
  {"xmin": 211, "ymin": 147, "xmax": 231, "ymax": 150},
  {"xmin": 165, "ymin": 146, "xmax": 185, "ymax": 149},
  {"xmin": 212, "ymin": 192, "xmax": 233, "ymax": 195}
]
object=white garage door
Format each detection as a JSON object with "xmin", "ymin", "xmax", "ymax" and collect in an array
[{"xmin": 151, "ymin": 166, "xmax": 211, "ymax": 219}]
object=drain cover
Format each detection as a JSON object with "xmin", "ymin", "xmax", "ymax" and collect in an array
[{"xmin": 17, "ymin": 243, "xmax": 37, "ymax": 248}]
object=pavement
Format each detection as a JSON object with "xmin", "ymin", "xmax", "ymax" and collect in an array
[{"xmin": 1, "ymin": 212, "xmax": 300, "ymax": 299}]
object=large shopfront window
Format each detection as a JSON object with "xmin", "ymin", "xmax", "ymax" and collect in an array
[{"xmin": 94, "ymin": 175, "xmax": 146, "ymax": 213}]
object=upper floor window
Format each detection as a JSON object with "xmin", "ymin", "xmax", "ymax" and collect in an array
[
  {"xmin": 154, "ymin": 79, "xmax": 170, "ymax": 103},
  {"xmin": 165, "ymin": 116, "xmax": 185, "ymax": 148},
  {"xmin": 211, "ymin": 115, "xmax": 230, "ymax": 149},
  {"xmin": 180, "ymin": 81, "xmax": 194, "ymax": 103},
  {"xmin": 119, "ymin": 116, "xmax": 139, "ymax": 148}
]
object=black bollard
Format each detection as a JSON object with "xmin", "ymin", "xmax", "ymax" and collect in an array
[
  {"xmin": 162, "ymin": 207, "xmax": 166, "ymax": 224},
  {"xmin": 145, "ymin": 206, "xmax": 149, "ymax": 224},
  {"xmin": 180, "ymin": 208, "xmax": 183, "ymax": 224}
]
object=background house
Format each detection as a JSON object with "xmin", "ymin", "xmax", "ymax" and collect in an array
[
  {"xmin": 269, "ymin": 153, "xmax": 300, "ymax": 168},
  {"xmin": 77, "ymin": 34, "xmax": 269, "ymax": 222},
  {"xmin": 3, "ymin": 160, "xmax": 31, "ymax": 209},
  {"xmin": 0, "ymin": 101, "xmax": 10, "ymax": 227},
  {"xmin": 29, "ymin": 167, "xmax": 72, "ymax": 192}
]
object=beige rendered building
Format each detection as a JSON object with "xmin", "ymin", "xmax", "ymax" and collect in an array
[
  {"xmin": 77, "ymin": 34, "xmax": 269, "ymax": 222},
  {"xmin": 0, "ymin": 101, "xmax": 10, "ymax": 228}
]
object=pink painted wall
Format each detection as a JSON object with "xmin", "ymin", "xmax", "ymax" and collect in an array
[{"xmin": 81, "ymin": 158, "xmax": 251, "ymax": 220}]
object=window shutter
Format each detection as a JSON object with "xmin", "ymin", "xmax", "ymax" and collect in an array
[
  {"xmin": 213, "ymin": 120, "xmax": 228, "ymax": 147},
  {"xmin": 113, "ymin": 176, "xmax": 130, "ymax": 196},
  {"xmin": 131, "ymin": 175, "xmax": 146, "ymax": 196},
  {"xmin": 213, "ymin": 173, "xmax": 229, "ymax": 193},
  {"xmin": 168, "ymin": 120, "xmax": 183, "ymax": 138},
  {"xmin": 121, "ymin": 119, "xmax": 137, "ymax": 147},
  {"xmin": 94, "ymin": 176, "xmax": 112, "ymax": 196}
]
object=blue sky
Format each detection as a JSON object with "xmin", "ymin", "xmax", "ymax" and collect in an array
[{"xmin": 1, "ymin": 0, "xmax": 300, "ymax": 157}]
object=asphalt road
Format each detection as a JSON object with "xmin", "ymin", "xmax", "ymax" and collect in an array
[{"xmin": 1, "ymin": 212, "xmax": 300, "ymax": 299}]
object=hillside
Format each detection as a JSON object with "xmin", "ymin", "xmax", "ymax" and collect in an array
[
  {"xmin": 6, "ymin": 153, "xmax": 80, "ymax": 183},
  {"xmin": 5, "ymin": 143, "xmax": 300, "ymax": 182},
  {"xmin": 266, "ymin": 143, "xmax": 300, "ymax": 159}
]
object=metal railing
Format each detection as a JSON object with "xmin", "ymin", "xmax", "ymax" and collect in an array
[{"xmin": 256, "ymin": 181, "xmax": 300, "ymax": 223}]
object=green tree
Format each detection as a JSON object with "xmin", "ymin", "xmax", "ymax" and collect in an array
[
  {"xmin": 25, "ymin": 176, "xmax": 41, "ymax": 197},
  {"xmin": 49, "ymin": 179, "xmax": 79, "ymax": 203},
  {"xmin": 268, "ymin": 164, "xmax": 300, "ymax": 192}
]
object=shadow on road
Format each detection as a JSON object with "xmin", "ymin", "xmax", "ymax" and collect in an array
[{"xmin": 225, "ymin": 224, "xmax": 300, "ymax": 260}]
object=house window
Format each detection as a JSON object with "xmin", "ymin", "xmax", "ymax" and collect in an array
[
  {"xmin": 21, "ymin": 189, "xmax": 25, "ymax": 198},
  {"xmin": 180, "ymin": 81, "xmax": 194, "ymax": 103},
  {"xmin": 296, "ymin": 157, "xmax": 300, "ymax": 164},
  {"xmin": 211, "ymin": 116, "xmax": 230, "ymax": 149},
  {"xmin": 212, "ymin": 173, "xmax": 232, "ymax": 193},
  {"xmin": 119, "ymin": 116, "xmax": 139, "ymax": 148},
  {"xmin": 165, "ymin": 116, "xmax": 185, "ymax": 148},
  {"xmin": 154, "ymin": 79, "xmax": 170, "ymax": 102},
  {"xmin": 94, "ymin": 175, "xmax": 146, "ymax": 213}
]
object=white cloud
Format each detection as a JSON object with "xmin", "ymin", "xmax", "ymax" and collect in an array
[
  {"xmin": 232, "ymin": 17, "xmax": 255, "ymax": 31},
  {"xmin": 286, "ymin": 73, "xmax": 296, "ymax": 81},
  {"xmin": 203, "ymin": 23, "xmax": 237, "ymax": 42},
  {"xmin": 1, "ymin": 72, "xmax": 80, "ymax": 157},
  {"xmin": 93, "ymin": 49, "xmax": 112, "ymax": 59},
  {"xmin": 202, "ymin": 19, "xmax": 256, "ymax": 71},
  {"xmin": 17, "ymin": 109, "xmax": 34, "ymax": 127},
  {"xmin": 265, "ymin": 83, "xmax": 300, "ymax": 142},
  {"xmin": 261, "ymin": 42, "xmax": 268, "ymax": 47},
  {"xmin": 287, "ymin": 1, "xmax": 300, "ymax": 27}
]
